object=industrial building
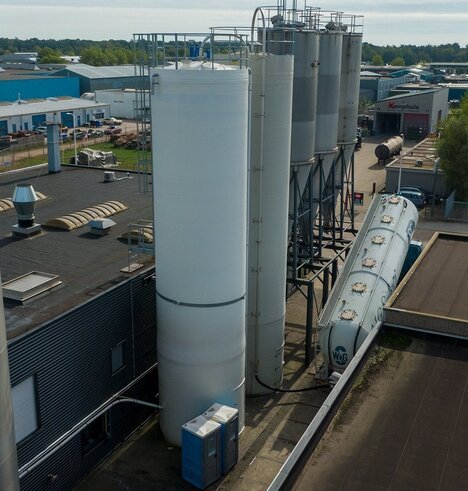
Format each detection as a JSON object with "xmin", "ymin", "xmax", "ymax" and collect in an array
[
  {"xmin": 0, "ymin": 97, "xmax": 110, "ymax": 135},
  {"xmin": 0, "ymin": 68, "xmax": 80, "ymax": 102},
  {"xmin": 373, "ymin": 87, "xmax": 449, "ymax": 138},
  {"xmin": 53, "ymin": 64, "xmax": 147, "ymax": 95},
  {"xmin": 384, "ymin": 137, "xmax": 450, "ymax": 197},
  {"xmin": 359, "ymin": 72, "xmax": 413, "ymax": 102},
  {"xmin": 0, "ymin": 164, "xmax": 156, "ymax": 490},
  {"xmin": 94, "ymin": 89, "xmax": 143, "ymax": 119},
  {"xmin": 1, "ymin": 4, "xmax": 463, "ymax": 491}
]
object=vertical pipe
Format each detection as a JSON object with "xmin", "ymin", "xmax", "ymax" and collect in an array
[
  {"xmin": 0, "ymin": 275, "xmax": 20, "ymax": 490},
  {"xmin": 305, "ymin": 282, "xmax": 314, "ymax": 365}
]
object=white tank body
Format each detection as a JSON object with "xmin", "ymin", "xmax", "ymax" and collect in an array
[
  {"xmin": 247, "ymin": 53, "xmax": 294, "ymax": 395},
  {"xmin": 152, "ymin": 68, "xmax": 249, "ymax": 445},
  {"xmin": 319, "ymin": 195, "xmax": 418, "ymax": 372}
]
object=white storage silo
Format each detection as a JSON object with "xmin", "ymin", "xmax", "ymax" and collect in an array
[
  {"xmin": 246, "ymin": 53, "xmax": 294, "ymax": 395},
  {"xmin": 336, "ymin": 31, "xmax": 363, "ymax": 184},
  {"xmin": 313, "ymin": 29, "xmax": 343, "ymax": 216},
  {"xmin": 152, "ymin": 67, "xmax": 249, "ymax": 445}
]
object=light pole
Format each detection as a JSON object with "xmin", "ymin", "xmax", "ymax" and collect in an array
[{"xmin": 66, "ymin": 112, "xmax": 77, "ymax": 165}]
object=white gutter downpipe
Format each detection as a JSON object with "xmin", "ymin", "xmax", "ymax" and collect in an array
[{"xmin": 0, "ymin": 274, "xmax": 20, "ymax": 490}]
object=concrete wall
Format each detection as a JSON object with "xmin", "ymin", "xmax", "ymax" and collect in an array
[{"xmin": 385, "ymin": 166, "xmax": 449, "ymax": 197}]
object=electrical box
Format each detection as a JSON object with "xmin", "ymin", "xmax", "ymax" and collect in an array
[
  {"xmin": 181, "ymin": 416, "xmax": 221, "ymax": 489},
  {"xmin": 203, "ymin": 403, "xmax": 239, "ymax": 474}
]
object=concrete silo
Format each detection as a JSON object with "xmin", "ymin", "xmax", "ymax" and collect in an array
[
  {"xmin": 246, "ymin": 49, "xmax": 294, "ymax": 395},
  {"xmin": 152, "ymin": 65, "xmax": 249, "ymax": 445}
]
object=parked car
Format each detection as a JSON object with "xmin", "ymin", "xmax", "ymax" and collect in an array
[
  {"xmin": 88, "ymin": 129, "xmax": 104, "ymax": 138},
  {"xmin": 81, "ymin": 122, "xmax": 91, "ymax": 128},
  {"xmin": 104, "ymin": 126, "xmax": 122, "ymax": 135},
  {"xmin": 395, "ymin": 186, "xmax": 439, "ymax": 204},
  {"xmin": 35, "ymin": 126, "xmax": 47, "ymax": 134},
  {"xmin": 103, "ymin": 117, "xmax": 122, "ymax": 126},
  {"xmin": 398, "ymin": 189, "xmax": 427, "ymax": 209}
]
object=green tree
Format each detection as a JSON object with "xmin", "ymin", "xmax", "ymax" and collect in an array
[
  {"xmin": 390, "ymin": 56, "xmax": 405, "ymax": 66},
  {"xmin": 436, "ymin": 97, "xmax": 468, "ymax": 200},
  {"xmin": 37, "ymin": 47, "xmax": 65, "ymax": 63},
  {"xmin": 371, "ymin": 54, "xmax": 384, "ymax": 66}
]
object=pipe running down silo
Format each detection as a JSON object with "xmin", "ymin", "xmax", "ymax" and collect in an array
[
  {"xmin": 152, "ymin": 67, "xmax": 249, "ymax": 446},
  {"xmin": 246, "ymin": 51, "xmax": 294, "ymax": 395},
  {"xmin": 0, "ymin": 275, "xmax": 20, "ymax": 490}
]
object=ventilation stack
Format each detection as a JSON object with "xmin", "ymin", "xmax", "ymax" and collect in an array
[
  {"xmin": 47, "ymin": 123, "xmax": 61, "ymax": 174},
  {"xmin": 246, "ymin": 25, "xmax": 294, "ymax": 395},
  {"xmin": 152, "ymin": 65, "xmax": 249, "ymax": 446},
  {"xmin": 0, "ymin": 274, "xmax": 20, "ymax": 490},
  {"xmin": 11, "ymin": 184, "xmax": 41, "ymax": 238}
]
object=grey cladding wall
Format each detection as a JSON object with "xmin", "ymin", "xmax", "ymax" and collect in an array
[{"xmin": 8, "ymin": 268, "xmax": 157, "ymax": 490}]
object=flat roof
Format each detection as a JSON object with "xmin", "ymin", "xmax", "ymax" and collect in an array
[
  {"xmin": 59, "ymin": 64, "xmax": 138, "ymax": 79},
  {"xmin": 289, "ymin": 331, "xmax": 468, "ymax": 490},
  {"xmin": 385, "ymin": 232, "xmax": 468, "ymax": 337},
  {"xmin": 386, "ymin": 137, "xmax": 439, "ymax": 171},
  {"xmin": 0, "ymin": 98, "xmax": 109, "ymax": 118},
  {"xmin": 0, "ymin": 165, "xmax": 153, "ymax": 339}
]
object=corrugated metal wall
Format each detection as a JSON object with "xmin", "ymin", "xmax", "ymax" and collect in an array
[
  {"xmin": 0, "ymin": 78, "xmax": 80, "ymax": 102},
  {"xmin": 8, "ymin": 267, "xmax": 157, "ymax": 491}
]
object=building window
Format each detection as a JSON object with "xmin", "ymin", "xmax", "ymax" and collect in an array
[
  {"xmin": 12, "ymin": 375, "xmax": 39, "ymax": 444},
  {"xmin": 81, "ymin": 413, "xmax": 110, "ymax": 455},
  {"xmin": 111, "ymin": 341, "xmax": 125, "ymax": 374}
]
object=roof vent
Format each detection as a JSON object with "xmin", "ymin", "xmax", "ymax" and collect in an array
[
  {"xmin": 415, "ymin": 159, "xmax": 423, "ymax": 167},
  {"xmin": 11, "ymin": 184, "xmax": 41, "ymax": 237}
]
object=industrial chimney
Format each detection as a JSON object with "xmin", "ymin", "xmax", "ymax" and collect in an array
[{"xmin": 11, "ymin": 184, "xmax": 41, "ymax": 237}]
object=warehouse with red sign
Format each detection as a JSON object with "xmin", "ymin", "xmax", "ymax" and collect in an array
[{"xmin": 373, "ymin": 87, "xmax": 449, "ymax": 139}]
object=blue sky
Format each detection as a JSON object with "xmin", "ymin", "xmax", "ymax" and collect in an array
[{"xmin": 0, "ymin": 0, "xmax": 466, "ymax": 45}]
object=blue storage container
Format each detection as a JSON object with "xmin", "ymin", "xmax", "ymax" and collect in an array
[
  {"xmin": 203, "ymin": 403, "xmax": 239, "ymax": 474},
  {"xmin": 181, "ymin": 416, "xmax": 221, "ymax": 489}
]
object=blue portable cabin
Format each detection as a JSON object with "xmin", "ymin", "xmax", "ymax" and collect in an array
[{"xmin": 181, "ymin": 416, "xmax": 221, "ymax": 489}]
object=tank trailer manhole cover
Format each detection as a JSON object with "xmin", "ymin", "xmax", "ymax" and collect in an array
[
  {"xmin": 362, "ymin": 257, "xmax": 377, "ymax": 268},
  {"xmin": 381, "ymin": 215, "xmax": 394, "ymax": 224},
  {"xmin": 340, "ymin": 309, "xmax": 357, "ymax": 320},
  {"xmin": 371, "ymin": 235, "xmax": 385, "ymax": 245},
  {"xmin": 388, "ymin": 196, "xmax": 401, "ymax": 205},
  {"xmin": 352, "ymin": 282, "xmax": 367, "ymax": 293}
]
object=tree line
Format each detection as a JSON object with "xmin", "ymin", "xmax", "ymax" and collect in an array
[
  {"xmin": 0, "ymin": 37, "xmax": 467, "ymax": 67},
  {"xmin": 362, "ymin": 42, "xmax": 467, "ymax": 66}
]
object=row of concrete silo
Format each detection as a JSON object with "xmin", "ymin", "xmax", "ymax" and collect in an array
[{"xmin": 150, "ymin": 6, "xmax": 363, "ymax": 445}]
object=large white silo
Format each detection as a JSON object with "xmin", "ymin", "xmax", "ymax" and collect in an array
[
  {"xmin": 313, "ymin": 29, "xmax": 343, "ymax": 215},
  {"xmin": 246, "ymin": 53, "xmax": 294, "ymax": 395},
  {"xmin": 337, "ymin": 31, "xmax": 363, "ymax": 180},
  {"xmin": 152, "ymin": 67, "xmax": 249, "ymax": 446}
]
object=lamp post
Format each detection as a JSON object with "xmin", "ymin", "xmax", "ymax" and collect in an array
[
  {"xmin": 397, "ymin": 133, "xmax": 405, "ymax": 193},
  {"xmin": 66, "ymin": 112, "xmax": 77, "ymax": 165}
]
